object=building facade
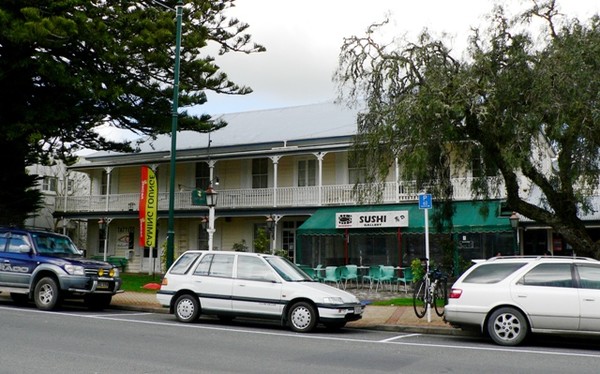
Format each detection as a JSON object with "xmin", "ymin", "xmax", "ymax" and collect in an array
[{"xmin": 55, "ymin": 102, "xmax": 594, "ymax": 273}]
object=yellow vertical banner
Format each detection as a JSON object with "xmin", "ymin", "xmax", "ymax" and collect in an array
[{"xmin": 139, "ymin": 166, "xmax": 157, "ymax": 247}]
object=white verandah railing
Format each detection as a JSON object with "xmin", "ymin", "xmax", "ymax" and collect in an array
[{"xmin": 57, "ymin": 178, "xmax": 506, "ymax": 213}]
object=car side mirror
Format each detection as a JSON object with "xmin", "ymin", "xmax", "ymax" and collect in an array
[{"xmin": 19, "ymin": 244, "xmax": 33, "ymax": 254}]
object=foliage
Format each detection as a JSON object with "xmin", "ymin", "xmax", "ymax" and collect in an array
[
  {"xmin": 410, "ymin": 258, "xmax": 425, "ymax": 283},
  {"xmin": 0, "ymin": 0, "xmax": 264, "ymax": 226},
  {"xmin": 335, "ymin": 0, "xmax": 600, "ymax": 258},
  {"xmin": 253, "ymin": 228, "xmax": 270, "ymax": 254},
  {"xmin": 232, "ymin": 239, "xmax": 249, "ymax": 252},
  {"xmin": 274, "ymin": 248, "xmax": 289, "ymax": 259}
]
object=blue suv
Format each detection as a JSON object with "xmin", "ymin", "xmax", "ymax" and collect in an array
[{"xmin": 0, "ymin": 227, "xmax": 122, "ymax": 310}]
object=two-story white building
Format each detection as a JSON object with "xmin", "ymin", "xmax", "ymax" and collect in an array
[{"xmin": 58, "ymin": 102, "xmax": 572, "ymax": 273}]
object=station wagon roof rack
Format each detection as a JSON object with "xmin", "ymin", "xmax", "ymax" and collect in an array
[{"xmin": 487, "ymin": 255, "xmax": 597, "ymax": 261}]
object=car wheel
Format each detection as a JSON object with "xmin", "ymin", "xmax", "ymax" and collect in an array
[
  {"xmin": 174, "ymin": 294, "xmax": 200, "ymax": 323},
  {"xmin": 10, "ymin": 293, "xmax": 29, "ymax": 305},
  {"xmin": 288, "ymin": 301, "xmax": 317, "ymax": 333},
  {"xmin": 85, "ymin": 295, "xmax": 112, "ymax": 311},
  {"xmin": 487, "ymin": 307, "xmax": 528, "ymax": 346},
  {"xmin": 34, "ymin": 277, "xmax": 61, "ymax": 311}
]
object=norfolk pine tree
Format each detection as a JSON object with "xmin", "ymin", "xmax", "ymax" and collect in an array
[
  {"xmin": 335, "ymin": 0, "xmax": 600, "ymax": 258},
  {"xmin": 0, "ymin": 0, "xmax": 264, "ymax": 225}
]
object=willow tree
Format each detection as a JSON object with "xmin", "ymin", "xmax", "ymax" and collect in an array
[
  {"xmin": 335, "ymin": 0, "xmax": 600, "ymax": 258},
  {"xmin": 0, "ymin": 0, "xmax": 264, "ymax": 225}
]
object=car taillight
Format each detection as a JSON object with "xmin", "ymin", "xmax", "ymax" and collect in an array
[
  {"xmin": 449, "ymin": 288, "xmax": 462, "ymax": 299},
  {"xmin": 161, "ymin": 278, "xmax": 168, "ymax": 286}
]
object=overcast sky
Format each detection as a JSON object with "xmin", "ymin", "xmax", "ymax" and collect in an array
[
  {"xmin": 191, "ymin": 0, "xmax": 599, "ymax": 116},
  {"xmin": 95, "ymin": 0, "xmax": 599, "ymax": 142}
]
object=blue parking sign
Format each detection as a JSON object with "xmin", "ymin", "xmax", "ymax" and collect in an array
[{"xmin": 419, "ymin": 194, "xmax": 432, "ymax": 209}]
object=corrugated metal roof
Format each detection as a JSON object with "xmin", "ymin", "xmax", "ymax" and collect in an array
[{"xmin": 85, "ymin": 101, "xmax": 359, "ymax": 158}]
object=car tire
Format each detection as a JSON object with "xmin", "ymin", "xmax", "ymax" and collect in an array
[
  {"xmin": 174, "ymin": 294, "xmax": 200, "ymax": 323},
  {"xmin": 487, "ymin": 307, "xmax": 528, "ymax": 346},
  {"xmin": 85, "ymin": 294, "xmax": 113, "ymax": 311},
  {"xmin": 34, "ymin": 277, "xmax": 61, "ymax": 311},
  {"xmin": 288, "ymin": 301, "xmax": 317, "ymax": 333}
]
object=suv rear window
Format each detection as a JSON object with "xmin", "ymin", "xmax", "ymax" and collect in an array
[{"xmin": 463, "ymin": 262, "xmax": 527, "ymax": 284}]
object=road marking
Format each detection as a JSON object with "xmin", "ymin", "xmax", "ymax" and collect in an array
[
  {"xmin": 380, "ymin": 333, "xmax": 421, "ymax": 342},
  {"xmin": 4, "ymin": 305, "xmax": 600, "ymax": 359}
]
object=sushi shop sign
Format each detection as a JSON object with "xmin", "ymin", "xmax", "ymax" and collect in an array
[{"xmin": 335, "ymin": 211, "xmax": 409, "ymax": 229}]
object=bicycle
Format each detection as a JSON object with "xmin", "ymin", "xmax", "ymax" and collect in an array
[{"xmin": 413, "ymin": 266, "xmax": 448, "ymax": 318}]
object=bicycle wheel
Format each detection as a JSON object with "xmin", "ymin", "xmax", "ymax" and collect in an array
[
  {"xmin": 412, "ymin": 279, "xmax": 427, "ymax": 318},
  {"xmin": 433, "ymin": 280, "xmax": 448, "ymax": 317}
]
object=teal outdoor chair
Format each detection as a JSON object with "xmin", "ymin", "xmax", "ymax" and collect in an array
[
  {"xmin": 396, "ymin": 267, "xmax": 414, "ymax": 292},
  {"xmin": 362, "ymin": 265, "xmax": 381, "ymax": 290},
  {"xmin": 298, "ymin": 265, "xmax": 318, "ymax": 281},
  {"xmin": 314, "ymin": 264, "xmax": 325, "ymax": 282},
  {"xmin": 322, "ymin": 266, "xmax": 341, "ymax": 287},
  {"xmin": 378, "ymin": 266, "xmax": 397, "ymax": 292},
  {"xmin": 340, "ymin": 264, "xmax": 359, "ymax": 289}
]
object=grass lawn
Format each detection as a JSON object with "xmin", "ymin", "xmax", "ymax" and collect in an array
[
  {"xmin": 120, "ymin": 272, "xmax": 163, "ymax": 293},
  {"xmin": 369, "ymin": 298, "xmax": 414, "ymax": 307}
]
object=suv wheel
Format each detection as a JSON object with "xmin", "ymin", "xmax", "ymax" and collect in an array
[
  {"xmin": 34, "ymin": 277, "xmax": 61, "ymax": 311},
  {"xmin": 487, "ymin": 307, "xmax": 528, "ymax": 346},
  {"xmin": 288, "ymin": 301, "xmax": 317, "ymax": 333},
  {"xmin": 174, "ymin": 294, "xmax": 200, "ymax": 322}
]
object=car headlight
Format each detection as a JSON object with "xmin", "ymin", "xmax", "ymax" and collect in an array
[
  {"xmin": 323, "ymin": 297, "xmax": 344, "ymax": 305},
  {"xmin": 64, "ymin": 264, "xmax": 85, "ymax": 276},
  {"xmin": 109, "ymin": 268, "xmax": 119, "ymax": 278}
]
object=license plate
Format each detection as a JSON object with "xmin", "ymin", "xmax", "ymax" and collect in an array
[
  {"xmin": 354, "ymin": 306, "xmax": 362, "ymax": 314},
  {"xmin": 97, "ymin": 281, "xmax": 109, "ymax": 289}
]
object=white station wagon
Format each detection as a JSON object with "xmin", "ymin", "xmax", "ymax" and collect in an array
[
  {"xmin": 157, "ymin": 251, "xmax": 363, "ymax": 332},
  {"xmin": 445, "ymin": 256, "xmax": 600, "ymax": 346}
]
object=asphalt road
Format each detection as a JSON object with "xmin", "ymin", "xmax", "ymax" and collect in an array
[{"xmin": 2, "ymin": 301, "xmax": 600, "ymax": 373}]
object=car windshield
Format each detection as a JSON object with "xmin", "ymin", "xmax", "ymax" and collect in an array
[
  {"xmin": 265, "ymin": 256, "xmax": 313, "ymax": 282},
  {"xmin": 32, "ymin": 233, "xmax": 81, "ymax": 256}
]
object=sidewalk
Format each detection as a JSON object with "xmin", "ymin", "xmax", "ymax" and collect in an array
[{"xmin": 111, "ymin": 291, "xmax": 468, "ymax": 336}]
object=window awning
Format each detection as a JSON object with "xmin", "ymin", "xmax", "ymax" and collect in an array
[{"xmin": 297, "ymin": 200, "xmax": 513, "ymax": 236}]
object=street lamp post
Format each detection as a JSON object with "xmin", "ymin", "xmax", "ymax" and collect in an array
[
  {"xmin": 510, "ymin": 212, "xmax": 520, "ymax": 255},
  {"xmin": 166, "ymin": 0, "xmax": 184, "ymax": 269},
  {"xmin": 205, "ymin": 185, "xmax": 218, "ymax": 251},
  {"xmin": 98, "ymin": 218, "xmax": 112, "ymax": 262},
  {"xmin": 266, "ymin": 215, "xmax": 275, "ymax": 254}
]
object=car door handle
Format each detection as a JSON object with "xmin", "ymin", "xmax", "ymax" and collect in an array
[{"xmin": 583, "ymin": 298, "xmax": 595, "ymax": 302}]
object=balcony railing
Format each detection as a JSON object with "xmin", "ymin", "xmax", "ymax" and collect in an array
[{"xmin": 57, "ymin": 178, "xmax": 506, "ymax": 213}]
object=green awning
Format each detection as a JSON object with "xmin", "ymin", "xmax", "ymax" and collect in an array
[{"xmin": 297, "ymin": 200, "xmax": 512, "ymax": 236}]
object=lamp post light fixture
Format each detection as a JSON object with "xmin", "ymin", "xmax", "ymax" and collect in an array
[
  {"xmin": 205, "ymin": 185, "xmax": 218, "ymax": 251},
  {"xmin": 509, "ymin": 212, "xmax": 520, "ymax": 255}
]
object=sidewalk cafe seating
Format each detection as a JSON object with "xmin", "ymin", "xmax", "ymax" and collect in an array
[
  {"xmin": 378, "ymin": 266, "xmax": 397, "ymax": 292},
  {"xmin": 395, "ymin": 267, "xmax": 414, "ymax": 292},
  {"xmin": 322, "ymin": 266, "xmax": 342, "ymax": 287},
  {"xmin": 361, "ymin": 265, "xmax": 382, "ymax": 290},
  {"xmin": 340, "ymin": 264, "xmax": 359, "ymax": 289}
]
